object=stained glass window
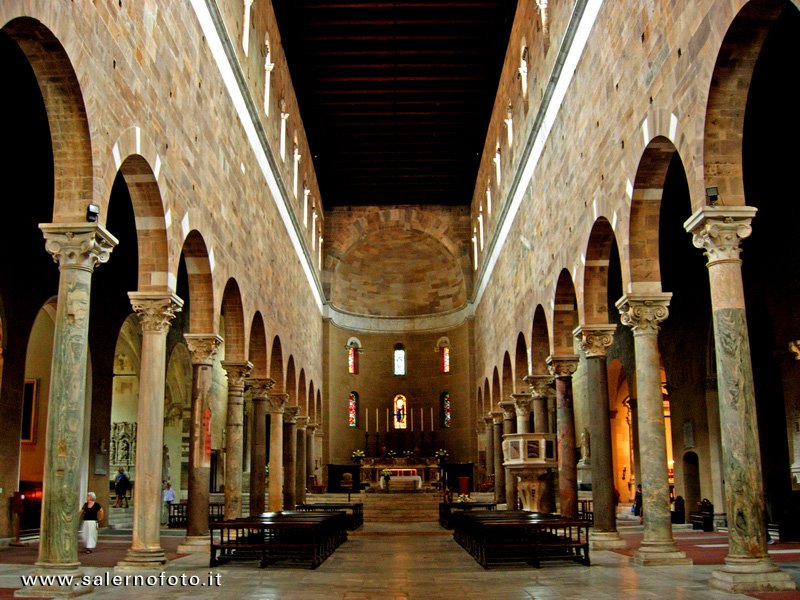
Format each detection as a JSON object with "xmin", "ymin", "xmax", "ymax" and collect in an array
[
  {"xmin": 394, "ymin": 394, "xmax": 407, "ymax": 429},
  {"xmin": 441, "ymin": 346, "xmax": 450, "ymax": 373},
  {"xmin": 348, "ymin": 391, "xmax": 359, "ymax": 428},
  {"xmin": 393, "ymin": 343, "xmax": 405, "ymax": 376},
  {"xmin": 441, "ymin": 391, "xmax": 451, "ymax": 428},
  {"xmin": 348, "ymin": 346, "xmax": 358, "ymax": 374}
]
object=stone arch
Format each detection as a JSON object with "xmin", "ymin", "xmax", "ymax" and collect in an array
[
  {"xmin": 582, "ymin": 217, "xmax": 620, "ymax": 324},
  {"xmin": 298, "ymin": 369, "xmax": 307, "ymax": 416},
  {"xmin": 491, "ymin": 367, "xmax": 500, "ymax": 409},
  {"xmin": 704, "ymin": 0, "xmax": 794, "ymax": 208},
  {"xmin": 552, "ymin": 270, "xmax": 578, "ymax": 355},
  {"xmin": 308, "ymin": 381, "xmax": 316, "ymax": 422},
  {"xmin": 2, "ymin": 17, "xmax": 92, "ymax": 221},
  {"xmin": 483, "ymin": 379, "xmax": 490, "ymax": 415},
  {"xmin": 248, "ymin": 313, "xmax": 267, "ymax": 378},
  {"xmin": 477, "ymin": 385, "xmax": 483, "ymax": 417},
  {"xmin": 514, "ymin": 331, "xmax": 529, "ymax": 383},
  {"xmin": 286, "ymin": 356, "xmax": 297, "ymax": 405},
  {"xmin": 627, "ymin": 136, "xmax": 681, "ymax": 288},
  {"xmin": 501, "ymin": 351, "xmax": 513, "ymax": 399},
  {"xmin": 220, "ymin": 279, "xmax": 245, "ymax": 362},
  {"xmin": 180, "ymin": 230, "xmax": 215, "ymax": 334},
  {"xmin": 269, "ymin": 335, "xmax": 284, "ymax": 391},
  {"xmin": 530, "ymin": 305, "xmax": 551, "ymax": 374},
  {"xmin": 315, "ymin": 388, "xmax": 322, "ymax": 425}
]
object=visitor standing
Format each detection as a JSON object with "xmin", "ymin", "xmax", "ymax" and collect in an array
[
  {"xmin": 79, "ymin": 492, "xmax": 104, "ymax": 554},
  {"xmin": 162, "ymin": 481, "xmax": 175, "ymax": 525},
  {"xmin": 114, "ymin": 467, "xmax": 129, "ymax": 508}
]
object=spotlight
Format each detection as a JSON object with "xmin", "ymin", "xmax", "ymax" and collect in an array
[
  {"xmin": 705, "ymin": 186, "xmax": 719, "ymax": 206},
  {"xmin": 86, "ymin": 203, "xmax": 100, "ymax": 222}
]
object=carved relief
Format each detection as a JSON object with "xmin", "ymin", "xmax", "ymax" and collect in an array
[{"xmin": 110, "ymin": 422, "xmax": 138, "ymax": 467}]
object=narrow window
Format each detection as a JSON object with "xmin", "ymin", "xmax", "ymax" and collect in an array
[
  {"xmin": 311, "ymin": 208, "xmax": 317, "ymax": 250},
  {"xmin": 293, "ymin": 143, "xmax": 301, "ymax": 197},
  {"xmin": 303, "ymin": 187, "xmax": 310, "ymax": 227},
  {"xmin": 494, "ymin": 144, "xmax": 501, "ymax": 186},
  {"xmin": 393, "ymin": 343, "xmax": 406, "ymax": 376},
  {"xmin": 263, "ymin": 38, "xmax": 273, "ymax": 116},
  {"xmin": 242, "ymin": 0, "xmax": 254, "ymax": 56},
  {"xmin": 346, "ymin": 338, "xmax": 361, "ymax": 374},
  {"xmin": 318, "ymin": 235, "xmax": 323, "ymax": 269},
  {"xmin": 486, "ymin": 185, "xmax": 492, "ymax": 216},
  {"xmin": 441, "ymin": 392, "xmax": 451, "ymax": 429},
  {"xmin": 505, "ymin": 102, "xmax": 513, "ymax": 147},
  {"xmin": 348, "ymin": 391, "xmax": 359, "ymax": 428},
  {"xmin": 478, "ymin": 209, "xmax": 484, "ymax": 251},
  {"xmin": 519, "ymin": 46, "xmax": 528, "ymax": 98},
  {"xmin": 472, "ymin": 231, "xmax": 478, "ymax": 270},
  {"xmin": 436, "ymin": 337, "xmax": 451, "ymax": 374},
  {"xmin": 394, "ymin": 394, "xmax": 407, "ymax": 429},
  {"xmin": 280, "ymin": 102, "xmax": 289, "ymax": 161}
]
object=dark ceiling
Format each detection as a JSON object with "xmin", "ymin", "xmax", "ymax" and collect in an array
[{"xmin": 272, "ymin": 0, "xmax": 518, "ymax": 208}]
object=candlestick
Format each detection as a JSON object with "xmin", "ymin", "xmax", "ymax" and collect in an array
[
  {"xmin": 386, "ymin": 408, "xmax": 390, "ymax": 432},
  {"xmin": 366, "ymin": 408, "xmax": 369, "ymax": 433},
  {"xmin": 431, "ymin": 407, "xmax": 434, "ymax": 431},
  {"xmin": 410, "ymin": 409, "xmax": 414, "ymax": 432},
  {"xmin": 420, "ymin": 407, "xmax": 424, "ymax": 432}
]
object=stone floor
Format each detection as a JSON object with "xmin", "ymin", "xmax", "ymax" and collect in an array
[{"xmin": 1, "ymin": 523, "xmax": 799, "ymax": 599}]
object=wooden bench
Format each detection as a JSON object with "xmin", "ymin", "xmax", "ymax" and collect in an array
[
  {"xmin": 210, "ymin": 511, "xmax": 348, "ymax": 569},
  {"xmin": 439, "ymin": 502, "xmax": 496, "ymax": 529},
  {"xmin": 451, "ymin": 510, "xmax": 591, "ymax": 569},
  {"xmin": 168, "ymin": 502, "xmax": 225, "ymax": 528},
  {"xmin": 296, "ymin": 502, "xmax": 364, "ymax": 530}
]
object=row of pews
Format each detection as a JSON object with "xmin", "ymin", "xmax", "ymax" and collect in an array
[{"xmin": 450, "ymin": 510, "xmax": 591, "ymax": 569}]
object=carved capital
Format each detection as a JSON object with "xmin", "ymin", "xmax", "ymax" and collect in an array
[
  {"xmin": 523, "ymin": 374, "xmax": 553, "ymax": 398},
  {"xmin": 128, "ymin": 292, "xmax": 183, "ymax": 333},
  {"xmin": 616, "ymin": 293, "xmax": 671, "ymax": 335},
  {"xmin": 684, "ymin": 206, "xmax": 757, "ymax": 266},
  {"xmin": 511, "ymin": 393, "xmax": 533, "ymax": 417},
  {"xmin": 546, "ymin": 355, "xmax": 579, "ymax": 378},
  {"xmin": 267, "ymin": 392, "xmax": 289, "ymax": 414},
  {"xmin": 246, "ymin": 377, "xmax": 275, "ymax": 400},
  {"xmin": 490, "ymin": 410, "xmax": 503, "ymax": 425},
  {"xmin": 573, "ymin": 324, "xmax": 616, "ymax": 358},
  {"xmin": 296, "ymin": 415, "xmax": 309, "ymax": 430},
  {"xmin": 305, "ymin": 422, "xmax": 318, "ymax": 434},
  {"xmin": 283, "ymin": 404, "xmax": 299, "ymax": 423},
  {"xmin": 184, "ymin": 333, "xmax": 223, "ymax": 365},
  {"xmin": 40, "ymin": 223, "xmax": 119, "ymax": 272},
  {"xmin": 483, "ymin": 415, "xmax": 494, "ymax": 426},
  {"xmin": 222, "ymin": 360, "xmax": 253, "ymax": 391},
  {"xmin": 498, "ymin": 400, "xmax": 516, "ymax": 421}
]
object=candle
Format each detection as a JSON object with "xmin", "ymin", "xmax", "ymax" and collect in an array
[
  {"xmin": 386, "ymin": 408, "xmax": 389, "ymax": 432},
  {"xmin": 376, "ymin": 408, "xmax": 379, "ymax": 433},
  {"xmin": 431, "ymin": 407, "xmax": 434, "ymax": 431},
  {"xmin": 366, "ymin": 408, "xmax": 369, "ymax": 433},
  {"xmin": 420, "ymin": 407, "xmax": 424, "ymax": 432},
  {"xmin": 410, "ymin": 409, "xmax": 414, "ymax": 432}
]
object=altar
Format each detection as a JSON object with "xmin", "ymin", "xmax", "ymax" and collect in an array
[
  {"xmin": 358, "ymin": 458, "xmax": 441, "ymax": 490},
  {"xmin": 378, "ymin": 468, "xmax": 423, "ymax": 490}
]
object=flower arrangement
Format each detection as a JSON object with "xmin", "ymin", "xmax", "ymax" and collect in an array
[
  {"xmin": 402, "ymin": 450, "xmax": 414, "ymax": 458},
  {"xmin": 351, "ymin": 449, "xmax": 365, "ymax": 461},
  {"xmin": 386, "ymin": 450, "xmax": 397, "ymax": 459},
  {"xmin": 434, "ymin": 449, "xmax": 449, "ymax": 460},
  {"xmin": 455, "ymin": 494, "xmax": 473, "ymax": 503},
  {"xmin": 381, "ymin": 469, "xmax": 392, "ymax": 481}
]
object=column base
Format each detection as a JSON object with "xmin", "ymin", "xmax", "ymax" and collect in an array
[
  {"xmin": 15, "ymin": 564, "xmax": 92, "ymax": 597},
  {"xmin": 710, "ymin": 557, "xmax": 796, "ymax": 593},
  {"xmin": 177, "ymin": 535, "xmax": 210, "ymax": 554},
  {"xmin": 634, "ymin": 542, "xmax": 692, "ymax": 566},
  {"xmin": 712, "ymin": 512, "xmax": 727, "ymax": 530},
  {"xmin": 115, "ymin": 548, "xmax": 167, "ymax": 570},
  {"xmin": 590, "ymin": 531, "xmax": 627, "ymax": 550}
]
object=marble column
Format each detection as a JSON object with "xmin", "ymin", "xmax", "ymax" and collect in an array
[
  {"xmin": 511, "ymin": 393, "xmax": 532, "ymax": 434},
  {"xmin": 296, "ymin": 416, "xmax": 308, "ymax": 504},
  {"xmin": 491, "ymin": 411, "xmax": 505, "ymax": 504},
  {"xmin": 686, "ymin": 207, "xmax": 794, "ymax": 591},
  {"xmin": 617, "ymin": 294, "xmax": 690, "ymax": 566},
  {"xmin": 499, "ymin": 400, "xmax": 517, "ymax": 508},
  {"xmin": 483, "ymin": 415, "xmax": 495, "ymax": 480},
  {"xmin": 268, "ymin": 393, "xmax": 288, "ymax": 512},
  {"xmin": 306, "ymin": 422, "xmax": 318, "ymax": 486},
  {"xmin": 524, "ymin": 375, "xmax": 552, "ymax": 433},
  {"xmin": 574, "ymin": 325, "xmax": 627, "ymax": 550},
  {"xmin": 704, "ymin": 375, "xmax": 727, "ymax": 529},
  {"xmin": 283, "ymin": 405, "xmax": 299, "ymax": 510},
  {"xmin": 547, "ymin": 355, "xmax": 580, "ymax": 519},
  {"xmin": 118, "ymin": 293, "xmax": 183, "ymax": 570},
  {"xmin": 247, "ymin": 378, "xmax": 274, "ymax": 515},
  {"xmin": 221, "ymin": 361, "xmax": 252, "ymax": 520},
  {"xmin": 34, "ymin": 224, "xmax": 116, "ymax": 579},
  {"xmin": 180, "ymin": 334, "xmax": 222, "ymax": 552}
]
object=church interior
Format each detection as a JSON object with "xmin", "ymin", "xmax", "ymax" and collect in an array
[{"xmin": 1, "ymin": 0, "xmax": 799, "ymax": 596}]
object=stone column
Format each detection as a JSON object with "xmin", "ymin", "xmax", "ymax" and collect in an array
[
  {"xmin": 267, "ymin": 393, "xmax": 288, "ymax": 512},
  {"xmin": 491, "ymin": 411, "xmax": 505, "ymax": 504},
  {"xmin": 180, "ymin": 334, "xmax": 222, "ymax": 552},
  {"xmin": 118, "ymin": 293, "xmax": 182, "ymax": 569},
  {"xmin": 283, "ymin": 405, "xmax": 299, "ymax": 510},
  {"xmin": 247, "ymin": 378, "xmax": 273, "ymax": 515},
  {"xmin": 511, "ymin": 393, "xmax": 532, "ymax": 434},
  {"xmin": 221, "ymin": 361, "xmax": 252, "ymax": 520},
  {"xmin": 306, "ymin": 422, "xmax": 318, "ymax": 486},
  {"xmin": 574, "ymin": 325, "xmax": 626, "ymax": 550},
  {"xmin": 524, "ymin": 375, "xmax": 552, "ymax": 433},
  {"xmin": 34, "ymin": 224, "xmax": 116, "ymax": 578},
  {"xmin": 483, "ymin": 415, "xmax": 494, "ymax": 480},
  {"xmin": 704, "ymin": 375, "xmax": 727, "ymax": 529},
  {"xmin": 296, "ymin": 417, "xmax": 308, "ymax": 504},
  {"xmin": 547, "ymin": 355, "xmax": 580, "ymax": 519},
  {"xmin": 499, "ymin": 400, "xmax": 517, "ymax": 508},
  {"xmin": 617, "ymin": 294, "xmax": 690, "ymax": 566},
  {"xmin": 686, "ymin": 207, "xmax": 794, "ymax": 591}
]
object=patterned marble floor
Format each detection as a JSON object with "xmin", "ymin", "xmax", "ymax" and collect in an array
[{"xmin": 1, "ymin": 523, "xmax": 799, "ymax": 599}]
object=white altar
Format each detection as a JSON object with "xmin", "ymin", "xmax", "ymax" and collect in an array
[{"xmin": 379, "ymin": 468, "xmax": 423, "ymax": 490}]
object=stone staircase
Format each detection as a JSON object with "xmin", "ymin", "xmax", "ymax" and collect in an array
[
  {"xmin": 108, "ymin": 506, "xmax": 133, "ymax": 530},
  {"xmin": 362, "ymin": 492, "xmax": 441, "ymax": 523}
]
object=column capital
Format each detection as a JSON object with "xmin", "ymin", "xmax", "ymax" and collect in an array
[
  {"xmin": 184, "ymin": 334, "xmax": 223, "ymax": 365},
  {"xmin": 546, "ymin": 355, "xmax": 579, "ymax": 378},
  {"xmin": 283, "ymin": 404, "xmax": 299, "ymax": 423},
  {"xmin": 615, "ymin": 293, "xmax": 672, "ymax": 335},
  {"xmin": 573, "ymin": 324, "xmax": 616, "ymax": 358},
  {"xmin": 128, "ymin": 292, "xmax": 183, "ymax": 333},
  {"xmin": 483, "ymin": 415, "xmax": 494, "ymax": 426},
  {"xmin": 511, "ymin": 393, "xmax": 533, "ymax": 417},
  {"xmin": 267, "ymin": 392, "xmax": 289, "ymax": 414},
  {"xmin": 305, "ymin": 422, "xmax": 318, "ymax": 434},
  {"xmin": 222, "ymin": 361, "xmax": 253, "ymax": 389},
  {"xmin": 498, "ymin": 400, "xmax": 516, "ymax": 420},
  {"xmin": 684, "ymin": 206, "xmax": 756, "ymax": 266},
  {"xmin": 40, "ymin": 222, "xmax": 119, "ymax": 272},
  {"xmin": 490, "ymin": 410, "xmax": 503, "ymax": 425},
  {"xmin": 523, "ymin": 374, "xmax": 554, "ymax": 398},
  {"xmin": 296, "ymin": 416, "xmax": 309, "ymax": 430},
  {"xmin": 246, "ymin": 377, "xmax": 275, "ymax": 400}
]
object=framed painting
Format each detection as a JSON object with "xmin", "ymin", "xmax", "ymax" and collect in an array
[{"xmin": 21, "ymin": 379, "xmax": 37, "ymax": 443}]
